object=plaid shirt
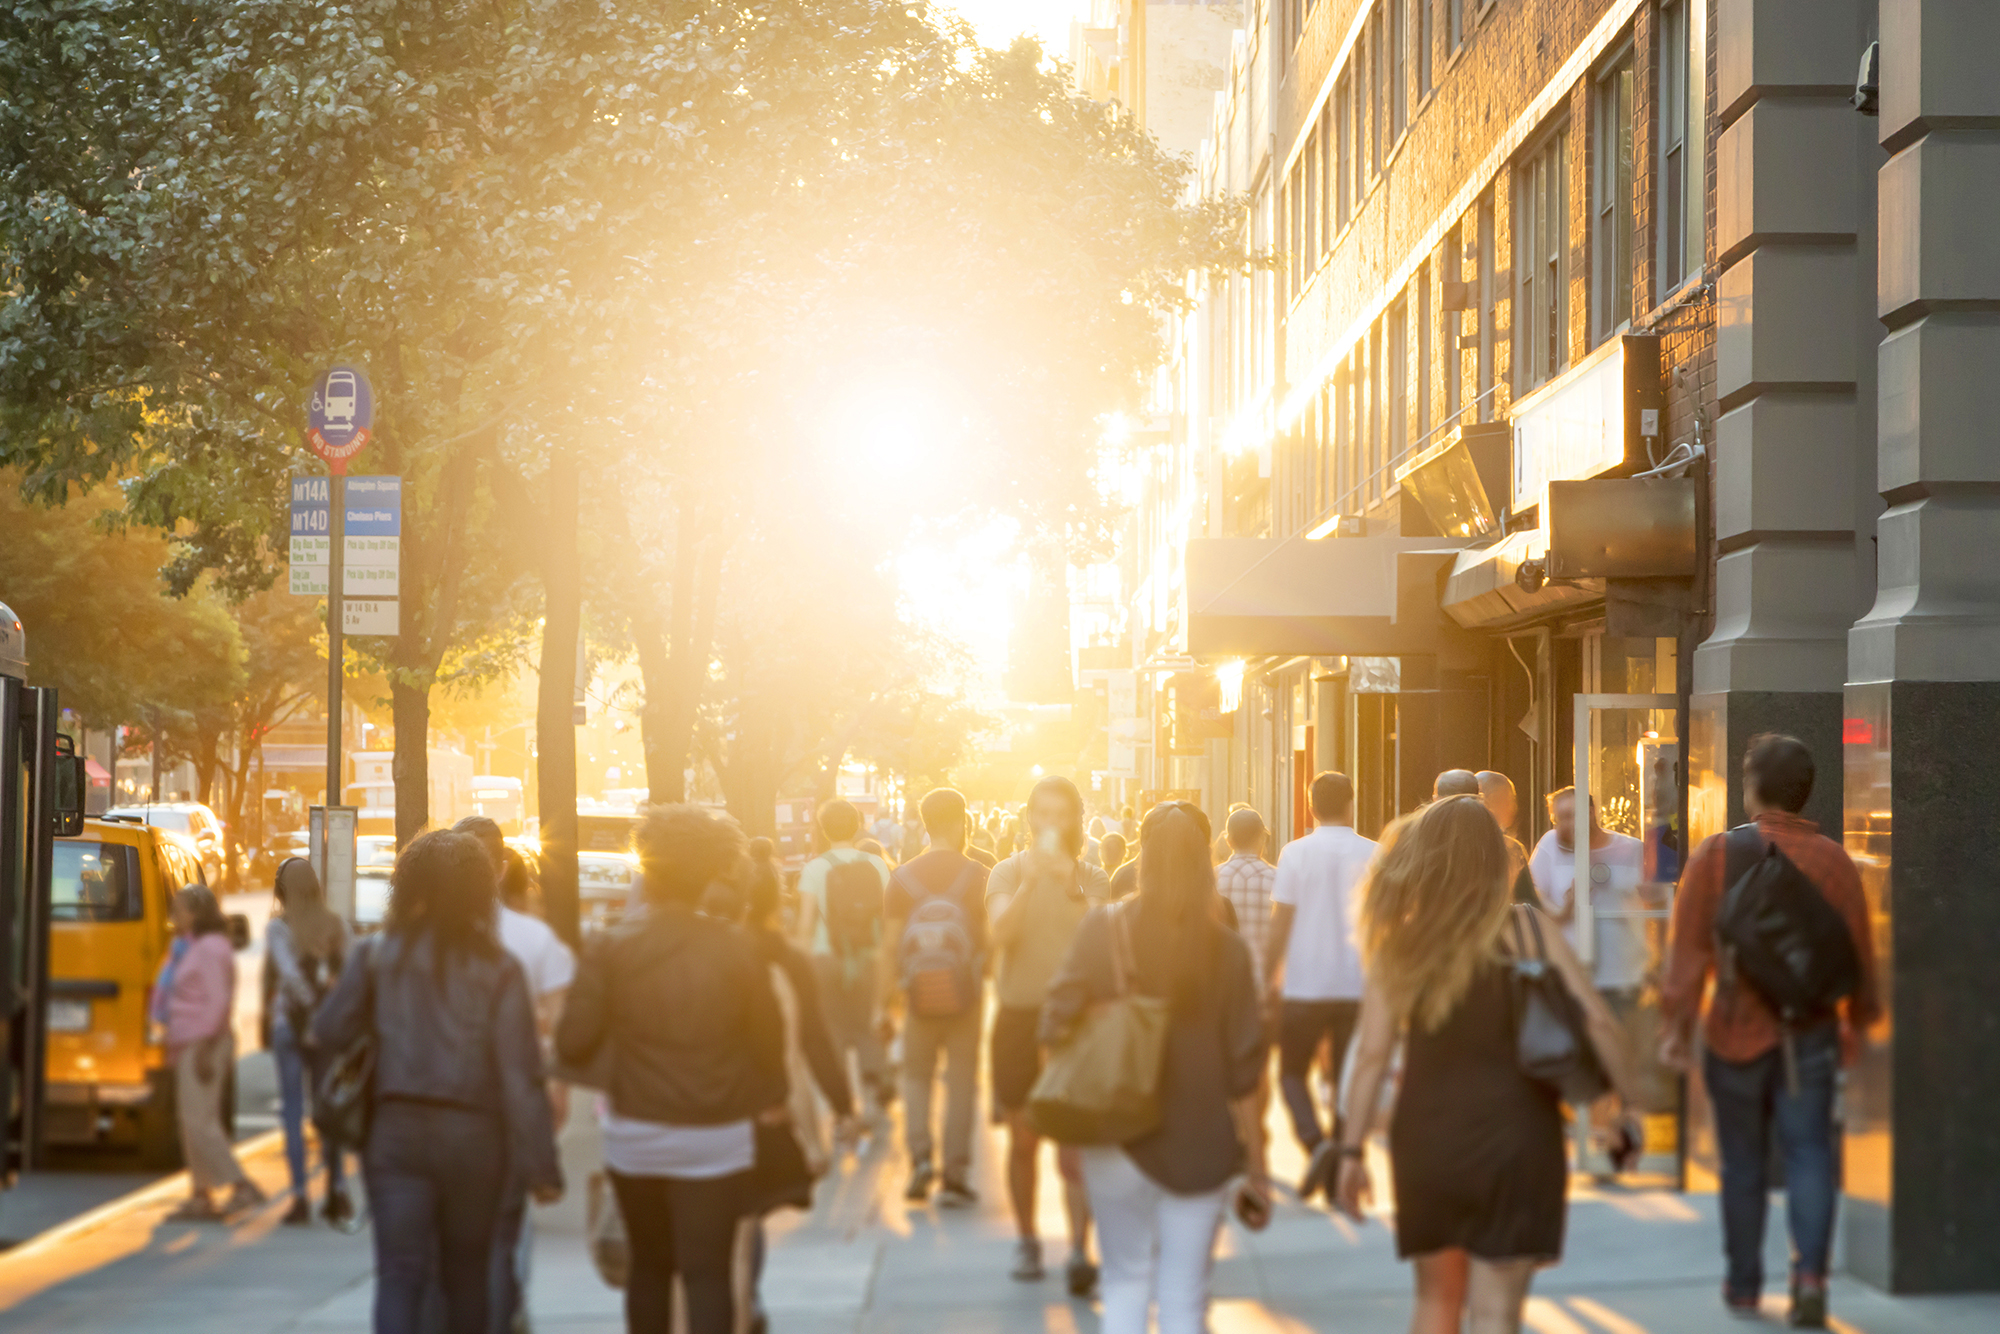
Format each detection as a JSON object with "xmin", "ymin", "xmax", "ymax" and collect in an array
[
  {"xmin": 1215, "ymin": 851, "xmax": 1278, "ymax": 979},
  {"xmin": 1662, "ymin": 811, "xmax": 1881, "ymax": 1063}
]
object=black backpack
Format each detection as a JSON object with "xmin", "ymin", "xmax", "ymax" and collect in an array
[{"xmin": 1715, "ymin": 825, "xmax": 1860, "ymax": 1023}]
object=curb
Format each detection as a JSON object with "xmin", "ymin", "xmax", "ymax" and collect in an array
[{"xmin": 0, "ymin": 1130, "xmax": 286, "ymax": 1265}]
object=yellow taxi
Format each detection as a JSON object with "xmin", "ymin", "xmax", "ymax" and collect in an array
[{"xmin": 44, "ymin": 815, "xmax": 219, "ymax": 1166}]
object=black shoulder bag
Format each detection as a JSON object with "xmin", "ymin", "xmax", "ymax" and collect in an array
[
  {"xmin": 1509, "ymin": 904, "xmax": 1611, "ymax": 1103},
  {"xmin": 314, "ymin": 937, "xmax": 378, "ymax": 1152}
]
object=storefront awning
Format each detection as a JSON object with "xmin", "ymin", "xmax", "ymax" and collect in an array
[
  {"xmin": 1440, "ymin": 531, "xmax": 1603, "ymax": 630},
  {"xmin": 1185, "ymin": 537, "xmax": 1467, "ymax": 658}
]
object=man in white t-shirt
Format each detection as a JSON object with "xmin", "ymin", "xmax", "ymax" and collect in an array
[
  {"xmin": 1262, "ymin": 771, "xmax": 1377, "ymax": 1202},
  {"xmin": 1527, "ymin": 787, "xmax": 1650, "ymax": 1006}
]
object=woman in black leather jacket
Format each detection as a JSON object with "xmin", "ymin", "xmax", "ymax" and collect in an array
[
  {"xmin": 314, "ymin": 830, "xmax": 561, "ymax": 1334},
  {"xmin": 557, "ymin": 804, "xmax": 785, "ymax": 1334}
]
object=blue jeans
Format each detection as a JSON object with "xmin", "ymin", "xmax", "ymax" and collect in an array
[
  {"xmin": 365, "ymin": 1099, "xmax": 507, "ymax": 1334},
  {"xmin": 273, "ymin": 1017, "xmax": 345, "ymax": 1198},
  {"xmin": 1704, "ymin": 1024, "xmax": 1841, "ymax": 1298}
]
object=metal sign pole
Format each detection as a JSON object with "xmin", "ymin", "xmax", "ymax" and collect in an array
[{"xmin": 326, "ymin": 473, "xmax": 344, "ymax": 808}]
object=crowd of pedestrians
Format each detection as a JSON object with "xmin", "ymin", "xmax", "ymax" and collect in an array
[{"xmin": 157, "ymin": 726, "xmax": 1877, "ymax": 1334}]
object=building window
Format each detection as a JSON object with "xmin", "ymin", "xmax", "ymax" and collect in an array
[
  {"xmin": 1515, "ymin": 125, "xmax": 1570, "ymax": 392},
  {"xmin": 1367, "ymin": 325, "xmax": 1383, "ymax": 504},
  {"xmin": 1368, "ymin": 11, "xmax": 1383, "ymax": 176},
  {"xmin": 1304, "ymin": 130, "xmax": 1319, "ymax": 275},
  {"xmin": 1388, "ymin": 300, "xmax": 1408, "ymax": 477},
  {"xmin": 1320, "ymin": 103, "xmax": 1334, "ymax": 257},
  {"xmin": 1448, "ymin": 0, "xmax": 1464, "ymax": 51},
  {"xmin": 1417, "ymin": 0, "xmax": 1433, "ymax": 99},
  {"xmin": 1288, "ymin": 165, "xmax": 1303, "ymax": 299},
  {"xmin": 1416, "ymin": 268, "xmax": 1432, "ymax": 446},
  {"xmin": 1477, "ymin": 197, "xmax": 1495, "ymax": 420},
  {"xmin": 1390, "ymin": 0, "xmax": 1408, "ymax": 143},
  {"xmin": 1657, "ymin": 0, "xmax": 1701, "ymax": 292},
  {"xmin": 1443, "ymin": 223, "xmax": 1462, "ymax": 426},
  {"xmin": 1594, "ymin": 46, "xmax": 1635, "ymax": 340},
  {"xmin": 1335, "ymin": 76, "xmax": 1352, "ymax": 227}
]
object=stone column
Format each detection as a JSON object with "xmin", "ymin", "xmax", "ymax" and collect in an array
[
  {"xmin": 1843, "ymin": 0, "xmax": 2000, "ymax": 1294},
  {"xmin": 1691, "ymin": 0, "xmax": 1878, "ymax": 842}
]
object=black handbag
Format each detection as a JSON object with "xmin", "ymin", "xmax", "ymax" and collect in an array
[
  {"xmin": 313, "ymin": 939, "xmax": 378, "ymax": 1151},
  {"xmin": 744, "ymin": 1118, "xmax": 815, "ymax": 1215},
  {"xmin": 1508, "ymin": 905, "xmax": 1610, "ymax": 1103}
]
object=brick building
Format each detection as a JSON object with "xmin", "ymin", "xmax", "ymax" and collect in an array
[{"xmin": 1109, "ymin": 0, "xmax": 2000, "ymax": 1289}]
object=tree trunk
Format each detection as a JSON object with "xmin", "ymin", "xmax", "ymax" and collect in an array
[
  {"xmin": 536, "ymin": 446, "xmax": 582, "ymax": 945},
  {"xmin": 637, "ymin": 506, "xmax": 726, "ymax": 807},
  {"xmin": 390, "ymin": 680, "xmax": 432, "ymax": 849}
]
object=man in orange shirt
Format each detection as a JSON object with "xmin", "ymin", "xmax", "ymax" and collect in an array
[{"xmin": 1661, "ymin": 734, "xmax": 1880, "ymax": 1328}]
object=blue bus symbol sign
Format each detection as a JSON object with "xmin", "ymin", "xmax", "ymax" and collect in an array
[{"xmin": 307, "ymin": 364, "xmax": 375, "ymax": 474}]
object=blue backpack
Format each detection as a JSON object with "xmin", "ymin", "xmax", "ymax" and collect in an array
[{"xmin": 894, "ymin": 864, "xmax": 979, "ymax": 1018}]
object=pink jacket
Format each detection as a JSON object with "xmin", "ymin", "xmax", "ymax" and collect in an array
[{"xmin": 163, "ymin": 932, "xmax": 235, "ymax": 1052}]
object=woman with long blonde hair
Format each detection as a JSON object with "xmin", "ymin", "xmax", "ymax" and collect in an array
[{"xmin": 1333, "ymin": 797, "xmax": 1641, "ymax": 1334}]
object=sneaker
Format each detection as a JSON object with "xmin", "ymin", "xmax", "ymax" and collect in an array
[
  {"xmin": 224, "ymin": 1180, "xmax": 268, "ymax": 1214},
  {"xmin": 166, "ymin": 1194, "xmax": 226, "ymax": 1223},
  {"xmin": 323, "ymin": 1185, "xmax": 358, "ymax": 1232},
  {"xmin": 282, "ymin": 1195, "xmax": 312, "ymax": 1226},
  {"xmin": 1064, "ymin": 1252, "xmax": 1099, "ymax": 1299},
  {"xmin": 937, "ymin": 1177, "xmax": 979, "ymax": 1209},
  {"xmin": 1010, "ymin": 1238, "xmax": 1045, "ymax": 1282},
  {"xmin": 1790, "ymin": 1277, "xmax": 1828, "ymax": 1329},
  {"xmin": 1723, "ymin": 1285, "xmax": 1762, "ymax": 1319},
  {"xmin": 1298, "ymin": 1139, "xmax": 1338, "ymax": 1203},
  {"xmin": 905, "ymin": 1161, "xmax": 936, "ymax": 1203}
]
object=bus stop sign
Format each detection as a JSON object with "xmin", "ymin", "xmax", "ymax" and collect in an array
[{"xmin": 306, "ymin": 365, "xmax": 375, "ymax": 474}]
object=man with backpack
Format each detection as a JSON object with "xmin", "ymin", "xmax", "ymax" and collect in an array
[
  {"xmin": 796, "ymin": 799, "xmax": 895, "ymax": 1118},
  {"xmin": 1661, "ymin": 734, "xmax": 1880, "ymax": 1329},
  {"xmin": 882, "ymin": 787, "xmax": 988, "ymax": 1207}
]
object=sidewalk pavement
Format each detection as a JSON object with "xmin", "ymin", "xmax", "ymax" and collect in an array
[{"xmin": 3, "ymin": 1081, "xmax": 1996, "ymax": 1333}]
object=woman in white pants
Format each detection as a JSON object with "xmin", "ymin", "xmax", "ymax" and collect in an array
[{"xmin": 1041, "ymin": 802, "xmax": 1269, "ymax": 1334}]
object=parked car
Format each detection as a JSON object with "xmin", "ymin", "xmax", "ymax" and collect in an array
[
  {"xmin": 353, "ymin": 866, "xmax": 393, "ymax": 933},
  {"xmin": 105, "ymin": 802, "xmax": 227, "ymax": 886}
]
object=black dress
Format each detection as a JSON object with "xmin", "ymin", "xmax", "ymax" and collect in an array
[{"xmin": 1388, "ymin": 960, "xmax": 1566, "ymax": 1261}]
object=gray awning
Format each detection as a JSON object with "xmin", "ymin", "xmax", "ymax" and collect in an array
[
  {"xmin": 1440, "ymin": 531, "xmax": 1603, "ymax": 630},
  {"xmin": 1185, "ymin": 537, "xmax": 1467, "ymax": 658}
]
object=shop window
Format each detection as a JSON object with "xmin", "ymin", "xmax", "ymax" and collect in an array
[
  {"xmin": 1594, "ymin": 45, "xmax": 1636, "ymax": 341},
  {"xmin": 1515, "ymin": 123, "xmax": 1570, "ymax": 394}
]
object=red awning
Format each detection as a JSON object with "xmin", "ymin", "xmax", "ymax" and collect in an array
[{"xmin": 85, "ymin": 757, "xmax": 112, "ymax": 782}]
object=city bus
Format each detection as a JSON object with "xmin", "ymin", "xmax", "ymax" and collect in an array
[{"xmin": 1, "ymin": 601, "xmax": 88, "ymax": 1183}]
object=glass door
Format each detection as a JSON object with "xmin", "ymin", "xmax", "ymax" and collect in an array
[{"xmin": 1571, "ymin": 692, "xmax": 1683, "ymax": 1181}]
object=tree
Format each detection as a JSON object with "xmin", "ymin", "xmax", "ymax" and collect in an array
[{"xmin": 0, "ymin": 473, "xmax": 242, "ymax": 758}]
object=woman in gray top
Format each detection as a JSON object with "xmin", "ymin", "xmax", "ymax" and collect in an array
[
  {"xmin": 265, "ymin": 857, "xmax": 351, "ymax": 1225},
  {"xmin": 315, "ymin": 831, "xmax": 561, "ymax": 1334},
  {"xmin": 1040, "ymin": 802, "xmax": 1269, "ymax": 1334}
]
